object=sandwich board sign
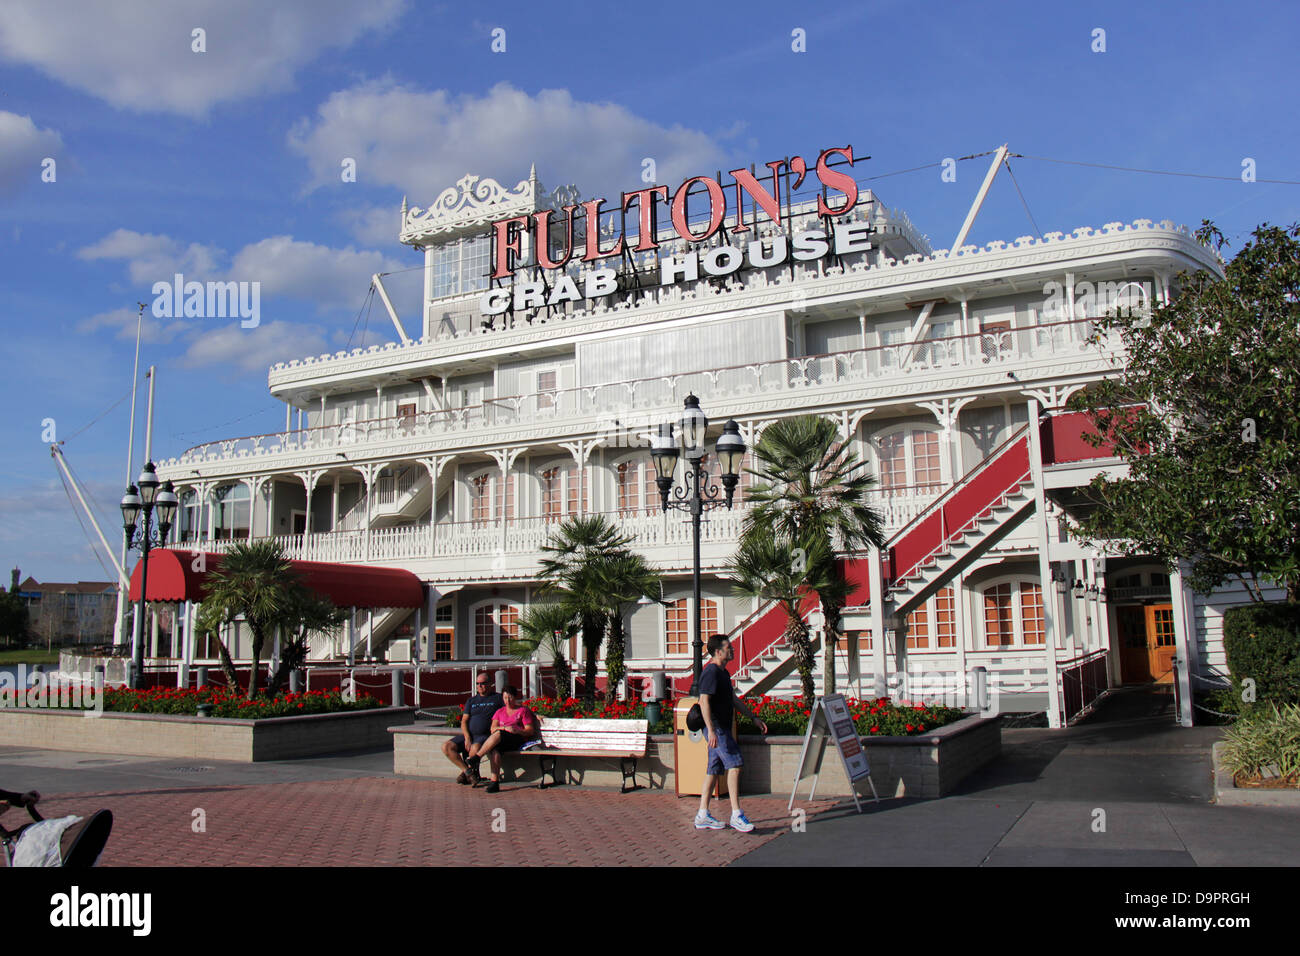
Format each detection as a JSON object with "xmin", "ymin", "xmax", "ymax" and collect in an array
[{"xmin": 788, "ymin": 693, "xmax": 880, "ymax": 813}]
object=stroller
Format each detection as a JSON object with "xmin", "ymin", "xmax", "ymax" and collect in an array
[{"xmin": 0, "ymin": 789, "xmax": 113, "ymax": 867}]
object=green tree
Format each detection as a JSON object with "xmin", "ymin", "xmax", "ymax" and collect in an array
[
  {"xmin": 265, "ymin": 588, "xmax": 347, "ymax": 698},
  {"xmin": 1067, "ymin": 222, "xmax": 1300, "ymax": 603},
  {"xmin": 590, "ymin": 550, "xmax": 660, "ymax": 704},
  {"xmin": 508, "ymin": 601, "xmax": 577, "ymax": 698},
  {"xmin": 197, "ymin": 541, "xmax": 300, "ymax": 699},
  {"xmin": 742, "ymin": 414, "xmax": 882, "ymax": 691},
  {"xmin": 536, "ymin": 515, "xmax": 634, "ymax": 700},
  {"xmin": 0, "ymin": 591, "xmax": 30, "ymax": 649},
  {"xmin": 731, "ymin": 533, "xmax": 836, "ymax": 701}
]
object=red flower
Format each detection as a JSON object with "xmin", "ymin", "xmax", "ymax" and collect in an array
[{"xmin": 905, "ymin": 724, "xmax": 915, "ymax": 732}]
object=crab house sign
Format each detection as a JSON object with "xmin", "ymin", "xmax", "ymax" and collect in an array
[{"xmin": 481, "ymin": 145, "xmax": 873, "ymax": 316}]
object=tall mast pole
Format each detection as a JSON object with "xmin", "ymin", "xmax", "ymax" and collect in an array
[{"xmin": 113, "ymin": 304, "xmax": 146, "ymax": 648}]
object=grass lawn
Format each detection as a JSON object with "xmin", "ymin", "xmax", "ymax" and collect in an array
[{"xmin": 0, "ymin": 648, "xmax": 61, "ymax": 665}]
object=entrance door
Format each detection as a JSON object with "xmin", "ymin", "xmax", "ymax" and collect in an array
[
  {"xmin": 1117, "ymin": 605, "xmax": 1150, "ymax": 683},
  {"xmin": 1117, "ymin": 603, "xmax": 1176, "ymax": 684},
  {"xmin": 1145, "ymin": 604, "xmax": 1176, "ymax": 683}
]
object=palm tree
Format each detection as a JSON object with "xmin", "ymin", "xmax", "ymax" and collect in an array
[
  {"xmin": 265, "ymin": 588, "xmax": 347, "ymax": 698},
  {"xmin": 197, "ymin": 540, "xmax": 299, "ymax": 699},
  {"xmin": 589, "ymin": 550, "xmax": 660, "ymax": 704},
  {"xmin": 508, "ymin": 601, "xmax": 577, "ymax": 698},
  {"xmin": 742, "ymin": 415, "xmax": 884, "ymax": 693},
  {"xmin": 536, "ymin": 515, "xmax": 634, "ymax": 700},
  {"xmin": 731, "ymin": 532, "xmax": 836, "ymax": 701}
]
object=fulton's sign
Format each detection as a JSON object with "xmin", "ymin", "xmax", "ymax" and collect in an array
[{"xmin": 481, "ymin": 145, "xmax": 872, "ymax": 316}]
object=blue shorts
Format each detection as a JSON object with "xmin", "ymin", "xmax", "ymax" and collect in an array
[{"xmin": 706, "ymin": 728, "xmax": 743, "ymax": 774}]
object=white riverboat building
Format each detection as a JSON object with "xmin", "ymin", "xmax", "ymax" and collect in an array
[{"xmin": 148, "ymin": 146, "xmax": 1270, "ymax": 727}]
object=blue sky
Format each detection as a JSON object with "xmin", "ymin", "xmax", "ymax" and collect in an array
[{"xmin": 2, "ymin": 0, "xmax": 1298, "ymax": 584}]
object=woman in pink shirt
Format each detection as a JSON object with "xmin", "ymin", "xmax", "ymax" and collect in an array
[{"xmin": 476, "ymin": 684, "xmax": 539, "ymax": 793}]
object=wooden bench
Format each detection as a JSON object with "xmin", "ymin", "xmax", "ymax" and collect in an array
[{"xmin": 509, "ymin": 717, "xmax": 648, "ymax": 793}]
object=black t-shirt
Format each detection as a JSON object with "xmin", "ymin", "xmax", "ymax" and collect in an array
[
  {"xmin": 464, "ymin": 692, "xmax": 503, "ymax": 739},
  {"xmin": 698, "ymin": 662, "xmax": 734, "ymax": 729}
]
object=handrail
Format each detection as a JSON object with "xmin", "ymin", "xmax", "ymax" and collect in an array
[
  {"xmin": 1055, "ymin": 647, "xmax": 1108, "ymax": 669},
  {"xmin": 884, "ymin": 423, "xmax": 1031, "ymax": 547}
]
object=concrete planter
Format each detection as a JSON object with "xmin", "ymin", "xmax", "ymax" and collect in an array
[
  {"xmin": 391, "ymin": 714, "xmax": 1000, "ymax": 799},
  {"xmin": 1212, "ymin": 741, "xmax": 1300, "ymax": 807},
  {"xmin": 0, "ymin": 705, "xmax": 414, "ymax": 762}
]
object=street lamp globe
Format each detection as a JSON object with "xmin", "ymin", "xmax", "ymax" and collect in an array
[
  {"xmin": 715, "ymin": 419, "xmax": 746, "ymax": 503},
  {"xmin": 137, "ymin": 462, "xmax": 160, "ymax": 508},
  {"xmin": 120, "ymin": 485, "xmax": 141, "ymax": 532},
  {"xmin": 155, "ymin": 481, "xmax": 179, "ymax": 538},
  {"xmin": 678, "ymin": 394, "xmax": 708, "ymax": 458}
]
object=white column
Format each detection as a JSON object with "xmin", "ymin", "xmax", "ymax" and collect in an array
[
  {"xmin": 1169, "ymin": 561, "xmax": 1196, "ymax": 727},
  {"xmin": 347, "ymin": 608, "xmax": 356, "ymax": 666},
  {"xmin": 1027, "ymin": 399, "xmax": 1062, "ymax": 727},
  {"xmin": 868, "ymin": 544, "xmax": 887, "ymax": 697},
  {"xmin": 332, "ymin": 474, "xmax": 341, "ymax": 531}
]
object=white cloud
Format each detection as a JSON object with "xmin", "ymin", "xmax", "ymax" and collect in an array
[
  {"xmin": 0, "ymin": 110, "xmax": 62, "ymax": 194},
  {"xmin": 78, "ymin": 229, "xmax": 222, "ymax": 285},
  {"xmin": 339, "ymin": 203, "xmax": 405, "ymax": 246},
  {"xmin": 76, "ymin": 306, "xmax": 190, "ymax": 345},
  {"xmin": 0, "ymin": 0, "xmax": 406, "ymax": 116},
  {"xmin": 288, "ymin": 80, "xmax": 734, "ymax": 202},
  {"xmin": 179, "ymin": 320, "xmax": 330, "ymax": 373},
  {"xmin": 228, "ymin": 236, "xmax": 405, "ymax": 312}
]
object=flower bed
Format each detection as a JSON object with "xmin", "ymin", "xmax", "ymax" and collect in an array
[
  {"xmin": 739, "ymin": 695, "xmax": 966, "ymax": 736},
  {"xmin": 441, "ymin": 693, "xmax": 965, "ymax": 738},
  {"xmin": 98, "ymin": 686, "xmax": 383, "ymax": 719}
]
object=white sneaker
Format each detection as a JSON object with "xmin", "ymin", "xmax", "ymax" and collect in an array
[
  {"xmin": 694, "ymin": 810, "xmax": 726, "ymax": 830},
  {"xmin": 730, "ymin": 810, "xmax": 755, "ymax": 833}
]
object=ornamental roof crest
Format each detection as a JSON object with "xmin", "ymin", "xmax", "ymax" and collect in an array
[{"xmin": 400, "ymin": 165, "xmax": 579, "ymax": 246}]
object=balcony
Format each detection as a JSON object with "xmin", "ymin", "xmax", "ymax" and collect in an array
[{"xmin": 162, "ymin": 315, "xmax": 1121, "ymax": 473}]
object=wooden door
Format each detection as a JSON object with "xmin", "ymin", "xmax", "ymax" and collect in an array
[
  {"xmin": 980, "ymin": 319, "xmax": 1012, "ymax": 362},
  {"xmin": 1146, "ymin": 604, "xmax": 1176, "ymax": 683},
  {"xmin": 1117, "ymin": 605, "xmax": 1151, "ymax": 683}
]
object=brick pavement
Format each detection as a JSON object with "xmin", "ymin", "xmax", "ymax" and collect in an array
[{"xmin": 32, "ymin": 778, "xmax": 835, "ymax": 867}]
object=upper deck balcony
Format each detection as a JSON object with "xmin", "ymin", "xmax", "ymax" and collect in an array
[
  {"xmin": 265, "ymin": 217, "xmax": 1218, "ymax": 404},
  {"xmin": 167, "ymin": 313, "xmax": 1123, "ymax": 476}
]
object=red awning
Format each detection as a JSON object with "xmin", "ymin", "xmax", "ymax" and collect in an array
[{"xmin": 127, "ymin": 549, "xmax": 423, "ymax": 609}]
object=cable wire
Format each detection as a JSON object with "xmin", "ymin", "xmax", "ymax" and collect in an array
[
  {"xmin": 1013, "ymin": 152, "xmax": 1300, "ymax": 185},
  {"xmin": 1004, "ymin": 158, "xmax": 1043, "ymax": 239}
]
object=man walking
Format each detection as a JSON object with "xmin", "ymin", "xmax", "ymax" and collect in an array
[
  {"xmin": 695, "ymin": 633, "xmax": 767, "ymax": 832},
  {"xmin": 443, "ymin": 673, "xmax": 503, "ymax": 785}
]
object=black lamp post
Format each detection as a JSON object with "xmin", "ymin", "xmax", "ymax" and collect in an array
[
  {"xmin": 649, "ymin": 396, "xmax": 745, "ymax": 694},
  {"xmin": 121, "ymin": 463, "xmax": 178, "ymax": 689}
]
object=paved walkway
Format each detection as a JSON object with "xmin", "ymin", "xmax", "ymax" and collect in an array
[
  {"xmin": 3, "ymin": 687, "xmax": 1296, "ymax": 866},
  {"xmin": 737, "ymin": 686, "xmax": 1300, "ymax": 867}
]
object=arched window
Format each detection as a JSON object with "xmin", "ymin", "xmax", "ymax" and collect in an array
[
  {"xmin": 473, "ymin": 602, "xmax": 518, "ymax": 657},
  {"xmin": 539, "ymin": 463, "xmax": 587, "ymax": 522},
  {"xmin": 665, "ymin": 598, "xmax": 719, "ymax": 656},
  {"xmin": 981, "ymin": 579, "xmax": 1044, "ymax": 648},
  {"xmin": 179, "ymin": 489, "xmax": 204, "ymax": 543},
  {"xmin": 469, "ymin": 471, "xmax": 514, "ymax": 528}
]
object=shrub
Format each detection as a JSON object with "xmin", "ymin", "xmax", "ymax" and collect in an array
[
  {"xmin": 1220, "ymin": 702, "xmax": 1300, "ymax": 784},
  {"xmin": 1223, "ymin": 602, "xmax": 1300, "ymax": 709},
  {"xmin": 97, "ymin": 686, "xmax": 381, "ymax": 719},
  {"xmin": 738, "ymin": 695, "xmax": 966, "ymax": 737}
]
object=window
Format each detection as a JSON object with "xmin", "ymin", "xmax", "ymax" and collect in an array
[
  {"xmin": 876, "ymin": 429, "xmax": 943, "ymax": 496},
  {"xmin": 470, "ymin": 471, "xmax": 513, "ymax": 528},
  {"xmin": 644, "ymin": 462, "xmax": 660, "ymax": 514},
  {"xmin": 434, "ymin": 603, "xmax": 453, "ymax": 624},
  {"xmin": 179, "ymin": 489, "xmax": 204, "ymax": 543},
  {"xmin": 433, "ymin": 630, "xmax": 453, "ymax": 661},
  {"xmin": 471, "ymin": 474, "xmax": 491, "ymax": 528},
  {"xmin": 432, "ymin": 236, "xmax": 491, "ymax": 299},
  {"xmin": 934, "ymin": 587, "xmax": 956, "ymax": 648},
  {"xmin": 212, "ymin": 483, "xmax": 251, "ymax": 541},
  {"xmin": 1020, "ymin": 583, "xmax": 1045, "ymax": 646},
  {"xmin": 537, "ymin": 370, "xmax": 557, "ymax": 411},
  {"xmin": 397, "ymin": 403, "xmax": 417, "ymax": 430},
  {"xmin": 473, "ymin": 603, "xmax": 518, "ymax": 657},
  {"xmin": 616, "ymin": 461, "xmax": 639, "ymax": 516},
  {"xmin": 983, "ymin": 579, "xmax": 1044, "ymax": 648},
  {"xmin": 666, "ymin": 599, "xmax": 719, "ymax": 655},
  {"xmin": 983, "ymin": 583, "xmax": 1014, "ymax": 647},
  {"xmin": 540, "ymin": 464, "xmax": 586, "ymax": 521}
]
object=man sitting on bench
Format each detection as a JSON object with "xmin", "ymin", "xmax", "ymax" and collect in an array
[
  {"xmin": 475, "ymin": 684, "xmax": 540, "ymax": 794},
  {"xmin": 443, "ymin": 674, "xmax": 503, "ymax": 785}
]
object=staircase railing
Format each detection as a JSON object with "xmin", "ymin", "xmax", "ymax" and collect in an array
[{"xmin": 886, "ymin": 423, "xmax": 1032, "ymax": 587}]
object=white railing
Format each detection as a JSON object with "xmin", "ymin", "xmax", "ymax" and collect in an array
[{"xmin": 165, "ymin": 316, "xmax": 1119, "ymax": 469}]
